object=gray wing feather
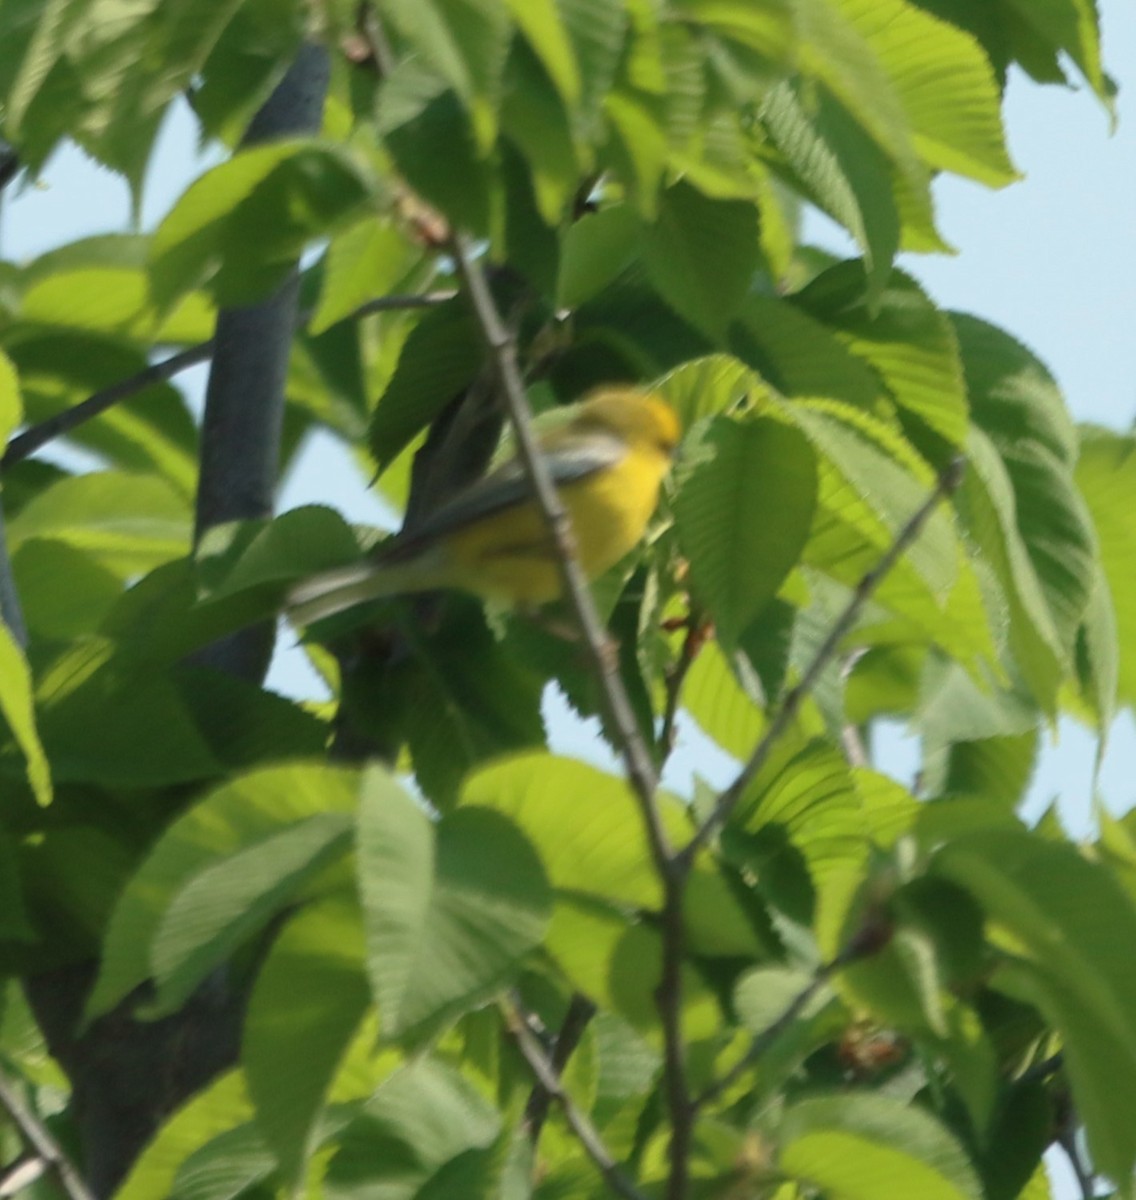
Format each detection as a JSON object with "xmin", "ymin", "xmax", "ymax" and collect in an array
[{"xmin": 382, "ymin": 431, "xmax": 626, "ymax": 561}]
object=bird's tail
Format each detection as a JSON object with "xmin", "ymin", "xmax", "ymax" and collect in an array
[{"xmin": 285, "ymin": 560, "xmax": 432, "ymax": 628}]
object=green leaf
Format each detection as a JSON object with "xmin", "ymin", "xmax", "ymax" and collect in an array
[
  {"xmin": 462, "ymin": 751, "xmax": 763, "ymax": 957},
  {"xmin": 195, "ymin": 505, "xmax": 362, "ymax": 601},
  {"xmin": 169, "ymin": 1121, "xmax": 276, "ymax": 1200},
  {"xmin": 791, "ymin": 402, "xmax": 991, "ymax": 670},
  {"xmin": 356, "ymin": 769, "xmax": 551, "ymax": 1038},
  {"xmin": 150, "ymin": 813, "xmax": 354, "ymax": 1013},
  {"xmin": 954, "ymin": 316, "xmax": 1096, "ymax": 706},
  {"xmin": 192, "ymin": 0, "xmax": 306, "ymax": 145},
  {"xmin": 827, "ymin": 0, "xmax": 1017, "ymax": 186},
  {"xmin": 7, "ymin": 471, "xmax": 190, "ymax": 577},
  {"xmin": 7, "ymin": 331, "xmax": 199, "ymax": 493},
  {"xmin": 500, "ymin": 39, "xmax": 581, "ymax": 226},
  {"xmin": 557, "ymin": 205, "xmax": 642, "ymax": 310},
  {"xmin": 737, "ymin": 740, "xmax": 867, "ymax": 893},
  {"xmin": 673, "ymin": 412, "xmax": 817, "ymax": 648},
  {"xmin": 368, "ymin": 298, "xmax": 486, "ymax": 471},
  {"xmin": 653, "ymin": 353, "xmax": 753, "ymax": 428},
  {"xmin": 505, "ymin": 0, "xmax": 581, "ymax": 107},
  {"xmin": 380, "ymin": 0, "xmax": 512, "ymax": 149},
  {"xmin": 327, "ymin": 1058, "xmax": 500, "ymax": 1194},
  {"xmin": 731, "ymin": 294, "xmax": 881, "ymax": 412},
  {"xmin": 762, "ymin": 81, "xmax": 900, "ymax": 301},
  {"xmin": 797, "ymin": 0, "xmax": 927, "ymax": 205},
  {"xmin": 244, "ymin": 895, "xmax": 372, "ymax": 1187},
  {"xmin": 175, "ymin": 667, "xmax": 329, "ymax": 771},
  {"xmin": 0, "ymin": 827, "xmax": 33, "ymax": 940},
  {"xmin": 957, "ymin": 430, "xmax": 1064, "ymax": 709},
  {"xmin": 35, "ymin": 648, "xmax": 221, "ymax": 788},
  {"xmin": 642, "ymin": 180, "xmax": 760, "ymax": 339},
  {"xmin": 19, "ymin": 235, "xmax": 216, "ymax": 342},
  {"xmin": 735, "ymin": 964, "xmax": 826, "ymax": 1035},
  {"xmin": 0, "ymin": 623, "xmax": 51, "ymax": 806},
  {"xmin": 1003, "ymin": 0, "xmax": 1105, "ymax": 98},
  {"xmin": 603, "ymin": 88, "xmax": 669, "ymax": 218},
  {"xmin": 87, "ymin": 763, "xmax": 360, "ymax": 1019},
  {"xmin": 115, "ymin": 1070, "xmax": 256, "ymax": 1200},
  {"xmin": 1073, "ymin": 559, "xmax": 1119, "ymax": 729},
  {"xmin": 397, "ymin": 602, "xmax": 547, "ymax": 809},
  {"xmin": 461, "ymin": 753, "xmax": 661, "ymax": 908},
  {"xmin": 931, "ymin": 829, "xmax": 1136, "ymax": 1182},
  {"xmin": 150, "ymin": 139, "xmax": 376, "ymax": 309},
  {"xmin": 385, "ymin": 89, "xmax": 494, "ymax": 237},
  {"xmin": 559, "ymin": 0, "xmax": 628, "ymax": 123},
  {"xmin": 958, "ymin": 317, "xmax": 1092, "ymax": 634},
  {"xmin": 796, "ymin": 263, "xmax": 969, "ymax": 449},
  {"xmin": 1075, "ymin": 428, "xmax": 1136, "ymax": 709},
  {"xmin": 779, "ymin": 1093, "xmax": 982, "ymax": 1200},
  {"xmin": 682, "ymin": 639, "xmax": 764, "ymax": 760},
  {"xmin": 673, "ymin": 0, "xmax": 796, "ymax": 61},
  {"xmin": 0, "ymin": 348, "xmax": 21, "ymax": 442},
  {"xmin": 500, "ymin": 142, "xmax": 560, "ymax": 298},
  {"xmin": 309, "ymin": 219, "xmax": 421, "ymax": 335}
]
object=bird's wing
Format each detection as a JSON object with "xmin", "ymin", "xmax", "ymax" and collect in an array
[{"xmin": 382, "ymin": 428, "xmax": 627, "ymax": 561}]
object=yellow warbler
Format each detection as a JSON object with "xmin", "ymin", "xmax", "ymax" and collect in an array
[{"xmin": 287, "ymin": 388, "xmax": 680, "ymax": 626}]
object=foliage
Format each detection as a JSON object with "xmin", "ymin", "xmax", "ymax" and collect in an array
[{"xmin": 0, "ymin": 2, "xmax": 1132, "ymax": 1200}]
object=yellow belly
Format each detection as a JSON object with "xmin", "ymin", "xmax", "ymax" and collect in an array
[{"xmin": 441, "ymin": 446, "xmax": 669, "ymax": 606}]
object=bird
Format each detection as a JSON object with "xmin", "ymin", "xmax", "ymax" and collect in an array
[{"xmin": 286, "ymin": 388, "xmax": 681, "ymax": 627}]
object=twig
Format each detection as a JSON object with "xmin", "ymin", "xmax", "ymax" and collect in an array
[
  {"xmin": 696, "ymin": 914, "xmax": 894, "ymax": 1111},
  {"xmin": 0, "ymin": 1072, "xmax": 96, "ymax": 1200},
  {"xmin": 0, "ymin": 507, "xmax": 27, "ymax": 646},
  {"xmin": 659, "ymin": 611, "xmax": 709, "ymax": 763},
  {"xmin": 355, "ymin": 1, "xmax": 395, "ymax": 76},
  {"xmin": 0, "ymin": 290, "xmax": 455, "ymax": 472},
  {"xmin": 1019, "ymin": 1051, "xmax": 1064, "ymax": 1086},
  {"xmin": 447, "ymin": 234, "xmax": 670, "ymax": 852},
  {"xmin": 0, "ymin": 1152, "xmax": 48, "ymax": 1197},
  {"xmin": 448, "ymin": 237, "xmax": 663, "ymax": 825},
  {"xmin": 840, "ymin": 724, "xmax": 869, "ymax": 767},
  {"xmin": 680, "ymin": 457, "xmax": 966, "ymax": 868},
  {"xmin": 2, "ymin": 341, "xmax": 214, "ymax": 470},
  {"xmin": 695, "ymin": 966, "xmax": 831, "ymax": 1109},
  {"xmin": 447, "ymin": 234, "xmax": 693, "ymax": 1200},
  {"xmin": 502, "ymin": 1001, "xmax": 650, "ymax": 1200},
  {"xmin": 525, "ymin": 993, "xmax": 597, "ymax": 1141},
  {"xmin": 1057, "ymin": 1125, "xmax": 1097, "ymax": 1200},
  {"xmin": 0, "ymin": 145, "xmax": 19, "ymax": 194}
]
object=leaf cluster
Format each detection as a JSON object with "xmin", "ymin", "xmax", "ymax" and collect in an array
[{"xmin": 0, "ymin": 2, "xmax": 1132, "ymax": 1200}]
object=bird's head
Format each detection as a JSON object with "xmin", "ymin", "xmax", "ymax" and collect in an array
[{"xmin": 575, "ymin": 388, "xmax": 682, "ymax": 458}]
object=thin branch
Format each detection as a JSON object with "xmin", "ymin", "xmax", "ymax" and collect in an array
[
  {"xmin": 344, "ymin": 289, "xmax": 456, "ymax": 321},
  {"xmin": 840, "ymin": 723, "xmax": 869, "ymax": 767},
  {"xmin": 447, "ymin": 234, "xmax": 670, "ymax": 859},
  {"xmin": 0, "ymin": 291, "xmax": 455, "ymax": 473},
  {"xmin": 0, "ymin": 1071, "xmax": 96, "ymax": 1200},
  {"xmin": 0, "ymin": 1152, "xmax": 48, "ymax": 1197},
  {"xmin": 447, "ymin": 234, "xmax": 693, "ymax": 1200},
  {"xmin": 695, "ymin": 917, "xmax": 892, "ymax": 1111},
  {"xmin": 503, "ymin": 1001, "xmax": 650, "ymax": 1200},
  {"xmin": 2, "ymin": 342, "xmax": 214, "ymax": 470},
  {"xmin": 0, "ymin": 144, "xmax": 20, "ymax": 195},
  {"xmin": 659, "ymin": 611, "xmax": 710, "ymax": 763},
  {"xmin": 1057, "ymin": 1126, "xmax": 1097, "ymax": 1200},
  {"xmin": 680, "ymin": 457, "xmax": 966, "ymax": 868},
  {"xmin": 525, "ymin": 993, "xmax": 597, "ymax": 1141},
  {"xmin": 0, "ymin": 507, "xmax": 27, "ymax": 646},
  {"xmin": 695, "ymin": 966, "xmax": 831, "ymax": 1110},
  {"xmin": 1019, "ymin": 1051, "xmax": 1064, "ymax": 1086}
]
